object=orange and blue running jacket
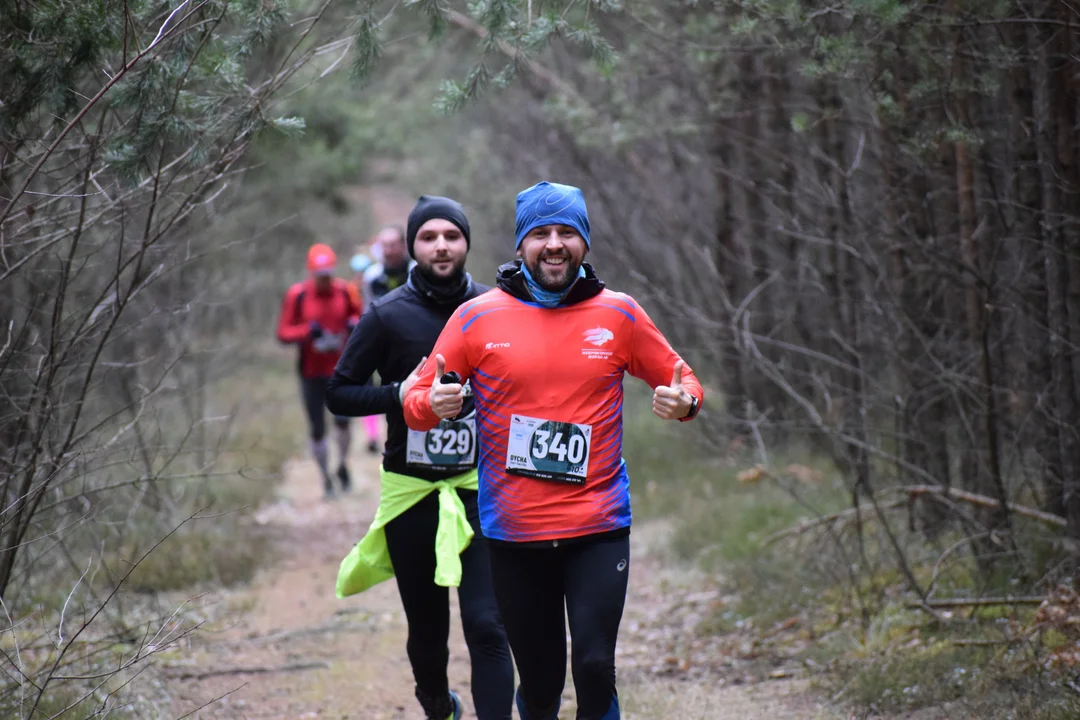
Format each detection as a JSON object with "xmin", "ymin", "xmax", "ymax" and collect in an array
[{"xmin": 404, "ymin": 261, "xmax": 703, "ymax": 544}]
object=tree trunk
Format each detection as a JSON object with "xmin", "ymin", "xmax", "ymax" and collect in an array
[
  {"xmin": 1029, "ymin": 19, "xmax": 1080, "ymax": 537},
  {"xmin": 954, "ymin": 31, "xmax": 1011, "ymax": 533},
  {"xmin": 709, "ymin": 57, "xmax": 750, "ymax": 419}
]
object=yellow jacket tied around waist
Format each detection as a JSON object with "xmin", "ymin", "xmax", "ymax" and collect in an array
[{"xmin": 336, "ymin": 468, "xmax": 478, "ymax": 598}]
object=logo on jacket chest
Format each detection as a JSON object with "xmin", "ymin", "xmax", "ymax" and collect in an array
[
  {"xmin": 481, "ymin": 328, "xmax": 615, "ymax": 359},
  {"xmin": 582, "ymin": 326, "xmax": 614, "ymax": 359}
]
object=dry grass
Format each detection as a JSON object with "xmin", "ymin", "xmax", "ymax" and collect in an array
[
  {"xmin": 618, "ymin": 384, "xmax": 1080, "ymax": 720},
  {"xmin": 112, "ymin": 351, "xmax": 302, "ymax": 596},
  {"xmin": 0, "ymin": 348, "xmax": 307, "ymax": 719}
]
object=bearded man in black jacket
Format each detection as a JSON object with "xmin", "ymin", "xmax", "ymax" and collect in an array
[{"xmin": 326, "ymin": 196, "xmax": 514, "ymax": 720}]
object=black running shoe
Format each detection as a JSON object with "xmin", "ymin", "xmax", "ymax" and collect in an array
[
  {"xmin": 416, "ymin": 688, "xmax": 460, "ymax": 720},
  {"xmin": 337, "ymin": 464, "xmax": 351, "ymax": 492}
]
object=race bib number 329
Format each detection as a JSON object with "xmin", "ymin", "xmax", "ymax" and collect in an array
[
  {"xmin": 506, "ymin": 415, "xmax": 592, "ymax": 485},
  {"xmin": 407, "ymin": 417, "xmax": 477, "ymax": 471}
]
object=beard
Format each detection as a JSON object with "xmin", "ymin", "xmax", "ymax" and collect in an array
[
  {"xmin": 416, "ymin": 252, "xmax": 467, "ymax": 285},
  {"xmin": 526, "ymin": 252, "xmax": 582, "ymax": 292}
]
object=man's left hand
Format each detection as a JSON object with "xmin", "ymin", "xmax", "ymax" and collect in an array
[{"xmin": 653, "ymin": 360, "xmax": 693, "ymax": 420}]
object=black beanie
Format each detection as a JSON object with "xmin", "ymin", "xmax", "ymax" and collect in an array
[{"xmin": 405, "ymin": 195, "xmax": 471, "ymax": 257}]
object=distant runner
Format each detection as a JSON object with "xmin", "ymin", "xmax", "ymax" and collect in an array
[
  {"xmin": 404, "ymin": 182, "xmax": 703, "ymax": 720},
  {"xmin": 276, "ymin": 243, "xmax": 361, "ymax": 498},
  {"xmin": 364, "ymin": 225, "xmax": 415, "ymax": 301}
]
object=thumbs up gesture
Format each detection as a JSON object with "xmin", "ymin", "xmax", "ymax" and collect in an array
[
  {"xmin": 429, "ymin": 354, "xmax": 464, "ymax": 419},
  {"xmin": 653, "ymin": 360, "xmax": 694, "ymax": 420}
]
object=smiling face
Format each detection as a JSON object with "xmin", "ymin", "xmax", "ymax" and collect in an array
[
  {"xmin": 412, "ymin": 218, "xmax": 468, "ymax": 282},
  {"xmin": 516, "ymin": 224, "xmax": 587, "ymax": 292}
]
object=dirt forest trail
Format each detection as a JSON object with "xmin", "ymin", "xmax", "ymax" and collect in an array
[
  {"xmin": 160, "ymin": 185, "xmax": 837, "ymax": 718},
  {"xmin": 162, "ymin": 443, "xmax": 829, "ymax": 719}
]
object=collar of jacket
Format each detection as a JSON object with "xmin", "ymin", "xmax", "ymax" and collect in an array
[
  {"xmin": 496, "ymin": 260, "xmax": 605, "ymax": 307},
  {"xmin": 407, "ymin": 266, "xmax": 474, "ymax": 305}
]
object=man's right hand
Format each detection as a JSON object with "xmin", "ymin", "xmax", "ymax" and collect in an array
[{"xmin": 429, "ymin": 354, "xmax": 464, "ymax": 419}]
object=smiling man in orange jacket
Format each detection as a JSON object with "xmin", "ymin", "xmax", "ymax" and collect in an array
[{"xmin": 404, "ymin": 181, "xmax": 703, "ymax": 720}]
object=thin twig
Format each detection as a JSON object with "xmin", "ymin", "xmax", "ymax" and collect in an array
[
  {"xmin": 56, "ymin": 557, "xmax": 93, "ymax": 647},
  {"xmin": 169, "ymin": 660, "xmax": 331, "ymax": 681},
  {"xmin": 953, "ymin": 638, "xmax": 1023, "ymax": 646},
  {"xmin": 904, "ymin": 596, "xmax": 1045, "ymax": 609},
  {"xmin": 145, "ymin": 0, "xmax": 192, "ymax": 52}
]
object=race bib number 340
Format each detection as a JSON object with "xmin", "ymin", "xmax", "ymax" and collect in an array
[
  {"xmin": 506, "ymin": 415, "xmax": 592, "ymax": 485},
  {"xmin": 407, "ymin": 417, "xmax": 477, "ymax": 472}
]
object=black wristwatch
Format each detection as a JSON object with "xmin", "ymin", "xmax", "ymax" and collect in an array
[{"xmin": 683, "ymin": 395, "xmax": 699, "ymax": 420}]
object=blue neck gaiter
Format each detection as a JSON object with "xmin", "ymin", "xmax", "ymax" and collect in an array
[{"xmin": 521, "ymin": 263, "xmax": 585, "ymax": 308}]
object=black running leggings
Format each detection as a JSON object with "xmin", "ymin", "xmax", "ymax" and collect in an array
[
  {"xmin": 488, "ymin": 534, "xmax": 631, "ymax": 720},
  {"xmin": 384, "ymin": 489, "xmax": 514, "ymax": 719},
  {"xmin": 299, "ymin": 376, "xmax": 349, "ymax": 440}
]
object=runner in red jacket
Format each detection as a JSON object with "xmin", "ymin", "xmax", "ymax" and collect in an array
[
  {"xmin": 404, "ymin": 181, "xmax": 703, "ymax": 720},
  {"xmin": 277, "ymin": 243, "xmax": 362, "ymax": 497}
]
